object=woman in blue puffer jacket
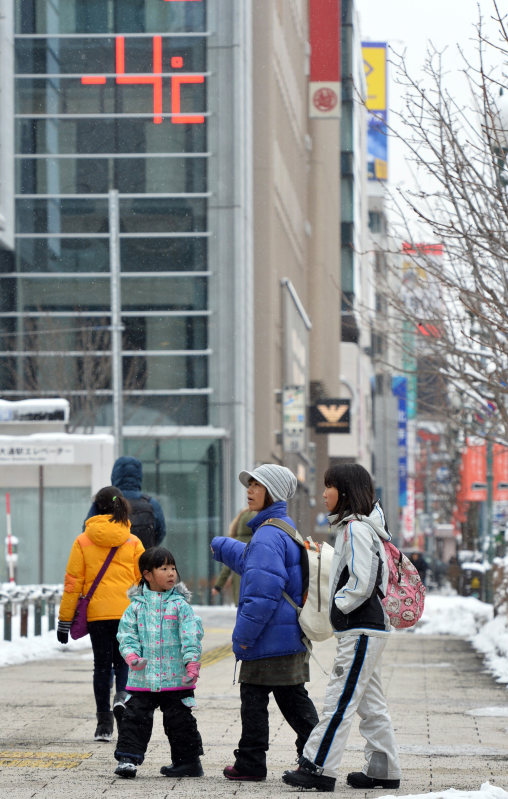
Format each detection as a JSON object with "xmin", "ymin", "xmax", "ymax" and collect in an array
[{"xmin": 211, "ymin": 464, "xmax": 318, "ymax": 783}]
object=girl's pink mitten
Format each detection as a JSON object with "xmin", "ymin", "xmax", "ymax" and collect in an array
[
  {"xmin": 125, "ymin": 653, "xmax": 147, "ymax": 670},
  {"xmin": 183, "ymin": 661, "xmax": 201, "ymax": 684}
]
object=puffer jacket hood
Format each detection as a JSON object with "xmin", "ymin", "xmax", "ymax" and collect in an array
[
  {"xmin": 127, "ymin": 581, "xmax": 192, "ymax": 603},
  {"xmin": 84, "ymin": 456, "xmax": 166, "ymax": 546},
  {"xmin": 111, "ymin": 456, "xmax": 142, "ymax": 492},
  {"xmin": 84, "ymin": 514, "xmax": 132, "ymax": 548},
  {"xmin": 329, "ymin": 501, "xmax": 391, "ymax": 544},
  {"xmin": 58, "ymin": 516, "xmax": 144, "ymax": 624}
]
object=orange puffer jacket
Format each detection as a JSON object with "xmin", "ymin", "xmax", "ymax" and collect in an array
[{"xmin": 58, "ymin": 514, "xmax": 144, "ymax": 623}]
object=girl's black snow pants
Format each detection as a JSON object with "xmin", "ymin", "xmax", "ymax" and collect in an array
[{"xmin": 115, "ymin": 690, "xmax": 203, "ymax": 766}]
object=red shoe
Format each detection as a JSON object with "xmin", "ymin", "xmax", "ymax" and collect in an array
[{"xmin": 223, "ymin": 766, "xmax": 266, "ymax": 781}]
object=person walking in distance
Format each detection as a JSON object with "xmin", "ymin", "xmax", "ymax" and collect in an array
[
  {"xmin": 57, "ymin": 487, "xmax": 144, "ymax": 742},
  {"xmin": 211, "ymin": 464, "xmax": 319, "ymax": 782},
  {"xmin": 113, "ymin": 547, "xmax": 204, "ymax": 780},
  {"xmin": 211, "ymin": 507, "xmax": 255, "ymax": 605},
  {"xmin": 283, "ymin": 464, "xmax": 401, "ymax": 792},
  {"xmin": 85, "ymin": 456, "xmax": 166, "ymax": 549}
]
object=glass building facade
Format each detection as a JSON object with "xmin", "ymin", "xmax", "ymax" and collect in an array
[
  {"xmin": 1, "ymin": 0, "xmax": 236, "ymax": 598},
  {"xmin": 11, "ymin": 0, "xmax": 209, "ymax": 427}
]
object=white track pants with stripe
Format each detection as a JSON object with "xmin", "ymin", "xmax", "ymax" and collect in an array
[{"xmin": 303, "ymin": 633, "xmax": 401, "ymax": 780}]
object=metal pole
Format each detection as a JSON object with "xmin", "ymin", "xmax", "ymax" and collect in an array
[
  {"xmin": 5, "ymin": 493, "xmax": 15, "ymax": 583},
  {"xmin": 486, "ymin": 439, "xmax": 494, "ymax": 561},
  {"xmin": 39, "ymin": 466, "xmax": 44, "ymax": 583},
  {"xmin": 109, "ymin": 189, "xmax": 123, "ymax": 459}
]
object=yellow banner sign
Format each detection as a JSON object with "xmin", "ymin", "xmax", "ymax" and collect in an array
[{"xmin": 362, "ymin": 44, "xmax": 387, "ymax": 111}]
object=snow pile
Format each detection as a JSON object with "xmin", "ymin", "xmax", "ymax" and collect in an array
[
  {"xmin": 382, "ymin": 785, "xmax": 507, "ymax": 799},
  {"xmin": 415, "ymin": 593, "xmax": 493, "ymax": 637},
  {"xmin": 415, "ymin": 593, "xmax": 508, "ymax": 685}
]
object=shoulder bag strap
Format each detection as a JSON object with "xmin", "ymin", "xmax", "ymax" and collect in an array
[
  {"xmin": 84, "ymin": 546, "xmax": 119, "ymax": 600},
  {"xmin": 261, "ymin": 517, "xmax": 305, "ymax": 545},
  {"xmin": 260, "ymin": 518, "xmax": 305, "ymax": 614}
]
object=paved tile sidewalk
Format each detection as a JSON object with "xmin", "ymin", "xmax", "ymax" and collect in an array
[{"xmin": 1, "ymin": 617, "xmax": 508, "ymax": 797}]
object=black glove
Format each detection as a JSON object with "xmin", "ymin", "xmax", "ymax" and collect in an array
[{"xmin": 57, "ymin": 620, "xmax": 71, "ymax": 644}]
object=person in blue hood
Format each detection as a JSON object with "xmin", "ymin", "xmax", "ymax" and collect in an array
[
  {"xmin": 211, "ymin": 464, "xmax": 318, "ymax": 783},
  {"xmin": 85, "ymin": 456, "xmax": 166, "ymax": 548}
]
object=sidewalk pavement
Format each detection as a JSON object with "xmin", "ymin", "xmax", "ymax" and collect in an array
[{"xmin": 1, "ymin": 608, "xmax": 508, "ymax": 798}]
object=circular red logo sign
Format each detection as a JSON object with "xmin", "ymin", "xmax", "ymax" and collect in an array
[{"xmin": 312, "ymin": 87, "xmax": 338, "ymax": 113}]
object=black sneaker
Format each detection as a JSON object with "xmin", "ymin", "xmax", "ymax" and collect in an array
[
  {"xmin": 115, "ymin": 759, "xmax": 137, "ymax": 779},
  {"xmin": 94, "ymin": 711, "xmax": 114, "ymax": 742},
  {"xmin": 282, "ymin": 766, "xmax": 336, "ymax": 792},
  {"xmin": 113, "ymin": 691, "xmax": 128, "ymax": 727},
  {"xmin": 160, "ymin": 759, "xmax": 204, "ymax": 778},
  {"xmin": 347, "ymin": 772, "xmax": 400, "ymax": 789}
]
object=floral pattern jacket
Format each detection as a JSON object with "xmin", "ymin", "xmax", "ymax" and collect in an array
[{"xmin": 117, "ymin": 582, "xmax": 203, "ymax": 692}]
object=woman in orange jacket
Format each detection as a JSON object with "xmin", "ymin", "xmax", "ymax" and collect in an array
[{"xmin": 57, "ymin": 486, "xmax": 145, "ymax": 742}]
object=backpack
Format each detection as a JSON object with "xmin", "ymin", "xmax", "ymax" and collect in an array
[
  {"xmin": 128, "ymin": 494, "xmax": 156, "ymax": 549},
  {"xmin": 381, "ymin": 540, "xmax": 426, "ymax": 629},
  {"xmin": 261, "ymin": 518, "xmax": 334, "ymax": 642}
]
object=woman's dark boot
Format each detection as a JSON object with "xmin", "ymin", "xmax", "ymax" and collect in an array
[{"xmin": 94, "ymin": 711, "xmax": 114, "ymax": 742}]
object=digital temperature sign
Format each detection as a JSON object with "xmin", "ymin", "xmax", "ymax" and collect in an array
[{"xmin": 81, "ymin": 35, "xmax": 205, "ymax": 125}]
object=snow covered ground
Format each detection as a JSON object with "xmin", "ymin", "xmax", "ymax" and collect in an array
[{"xmin": 1, "ymin": 591, "xmax": 507, "ymax": 799}]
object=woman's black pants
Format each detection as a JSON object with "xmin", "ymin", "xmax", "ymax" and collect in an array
[
  {"xmin": 234, "ymin": 682, "xmax": 319, "ymax": 776},
  {"xmin": 88, "ymin": 619, "xmax": 128, "ymax": 713}
]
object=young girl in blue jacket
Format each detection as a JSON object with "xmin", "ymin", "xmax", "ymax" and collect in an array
[
  {"xmin": 211, "ymin": 464, "xmax": 318, "ymax": 782},
  {"xmin": 113, "ymin": 547, "xmax": 204, "ymax": 779}
]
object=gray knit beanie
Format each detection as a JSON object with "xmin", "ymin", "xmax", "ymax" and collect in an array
[{"xmin": 238, "ymin": 464, "xmax": 297, "ymax": 502}]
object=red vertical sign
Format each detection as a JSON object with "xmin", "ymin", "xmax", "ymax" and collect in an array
[
  {"xmin": 494, "ymin": 444, "xmax": 508, "ymax": 501},
  {"xmin": 460, "ymin": 444, "xmax": 487, "ymax": 502},
  {"xmin": 309, "ymin": 0, "xmax": 341, "ymax": 118}
]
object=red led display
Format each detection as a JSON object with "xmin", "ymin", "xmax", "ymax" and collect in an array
[{"xmin": 81, "ymin": 35, "xmax": 205, "ymax": 125}]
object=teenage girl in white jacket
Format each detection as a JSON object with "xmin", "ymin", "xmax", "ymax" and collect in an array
[{"xmin": 283, "ymin": 464, "xmax": 402, "ymax": 793}]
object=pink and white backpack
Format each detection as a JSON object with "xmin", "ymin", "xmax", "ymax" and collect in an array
[{"xmin": 381, "ymin": 541, "xmax": 426, "ymax": 629}]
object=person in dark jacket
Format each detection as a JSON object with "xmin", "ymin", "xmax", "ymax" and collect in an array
[
  {"xmin": 410, "ymin": 552, "xmax": 428, "ymax": 586},
  {"xmin": 85, "ymin": 456, "xmax": 166, "ymax": 547},
  {"xmin": 211, "ymin": 464, "xmax": 319, "ymax": 782}
]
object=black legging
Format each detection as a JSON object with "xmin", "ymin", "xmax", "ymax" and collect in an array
[
  {"xmin": 88, "ymin": 619, "xmax": 128, "ymax": 713},
  {"xmin": 235, "ymin": 682, "xmax": 319, "ymax": 776}
]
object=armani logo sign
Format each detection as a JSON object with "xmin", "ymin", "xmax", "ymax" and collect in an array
[
  {"xmin": 310, "ymin": 399, "xmax": 351, "ymax": 433},
  {"xmin": 317, "ymin": 404, "xmax": 349, "ymax": 424}
]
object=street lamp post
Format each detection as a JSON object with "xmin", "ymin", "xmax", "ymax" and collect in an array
[{"xmin": 109, "ymin": 190, "xmax": 123, "ymax": 460}]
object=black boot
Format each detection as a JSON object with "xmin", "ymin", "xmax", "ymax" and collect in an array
[
  {"xmin": 282, "ymin": 757, "xmax": 336, "ymax": 792},
  {"xmin": 347, "ymin": 771, "xmax": 400, "ymax": 789},
  {"xmin": 113, "ymin": 691, "xmax": 128, "ymax": 728},
  {"xmin": 160, "ymin": 759, "xmax": 204, "ymax": 778},
  {"xmin": 94, "ymin": 711, "xmax": 114, "ymax": 742}
]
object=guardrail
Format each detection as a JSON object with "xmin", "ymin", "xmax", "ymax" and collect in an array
[{"xmin": 0, "ymin": 585, "xmax": 63, "ymax": 641}]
